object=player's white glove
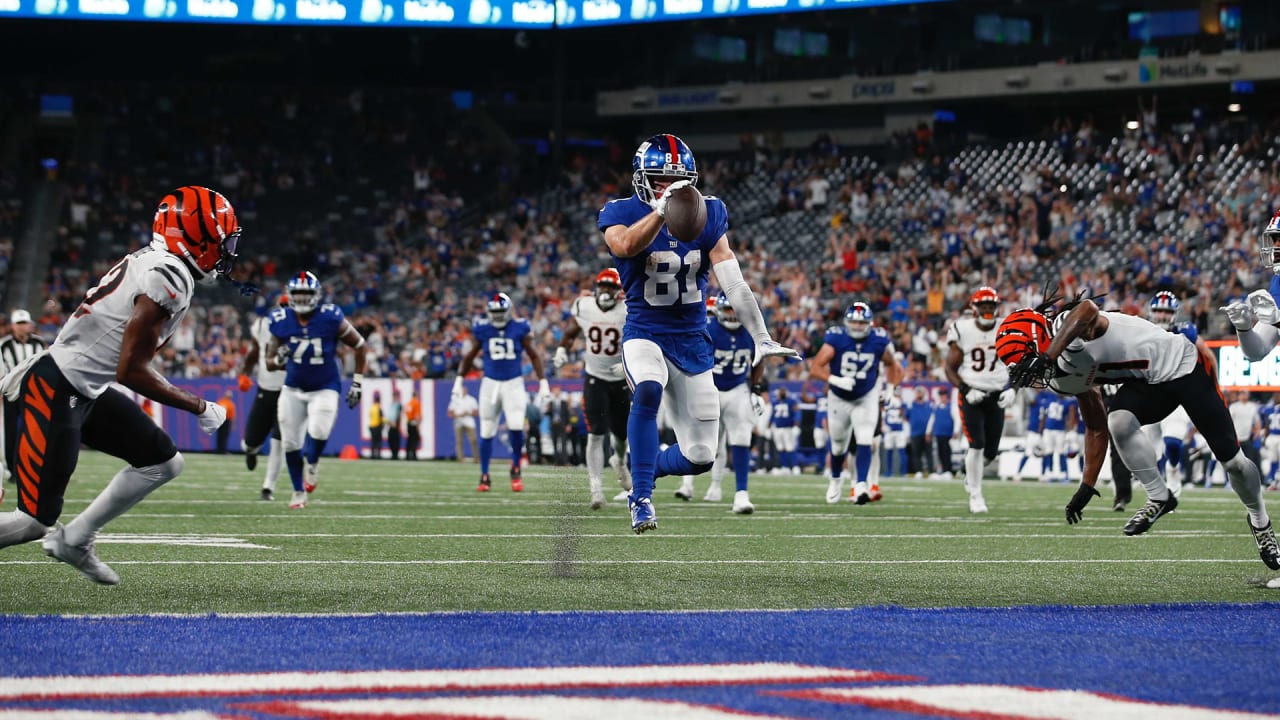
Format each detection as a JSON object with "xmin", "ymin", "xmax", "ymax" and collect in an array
[
  {"xmin": 997, "ymin": 388, "xmax": 1015, "ymax": 409},
  {"xmin": 346, "ymin": 374, "xmax": 363, "ymax": 409},
  {"xmin": 881, "ymin": 384, "xmax": 901, "ymax": 409},
  {"xmin": 196, "ymin": 400, "xmax": 227, "ymax": 436},
  {"xmin": 753, "ymin": 339, "xmax": 801, "ymax": 366},
  {"xmin": 538, "ymin": 378, "xmax": 553, "ymax": 408},
  {"xmin": 553, "ymin": 346, "xmax": 568, "ymax": 369},
  {"xmin": 964, "ymin": 388, "xmax": 988, "ymax": 405},
  {"xmin": 649, "ymin": 179, "xmax": 693, "ymax": 217},
  {"xmin": 451, "ymin": 376, "xmax": 466, "ymax": 401},
  {"xmin": 273, "ymin": 343, "xmax": 290, "ymax": 368},
  {"xmin": 828, "ymin": 375, "xmax": 856, "ymax": 392},
  {"xmin": 608, "ymin": 362, "xmax": 624, "ymax": 376},
  {"xmin": 1221, "ymin": 300, "xmax": 1256, "ymax": 331},
  {"xmin": 1248, "ymin": 289, "xmax": 1280, "ymax": 326},
  {"xmin": 750, "ymin": 393, "xmax": 767, "ymax": 418}
]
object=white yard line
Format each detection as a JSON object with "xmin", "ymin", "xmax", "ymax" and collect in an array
[{"xmin": 0, "ymin": 558, "xmax": 1263, "ymax": 567}]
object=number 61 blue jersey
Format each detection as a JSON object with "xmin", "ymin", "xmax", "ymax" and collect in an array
[
  {"xmin": 473, "ymin": 318, "xmax": 532, "ymax": 381},
  {"xmin": 597, "ymin": 194, "xmax": 729, "ymax": 338}
]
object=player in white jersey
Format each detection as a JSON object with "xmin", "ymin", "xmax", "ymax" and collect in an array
[
  {"xmin": 945, "ymin": 287, "xmax": 1015, "ymax": 513},
  {"xmin": 239, "ymin": 294, "xmax": 288, "ymax": 500},
  {"xmin": 0, "ymin": 186, "xmax": 239, "ymax": 584},
  {"xmin": 554, "ymin": 269, "xmax": 633, "ymax": 509},
  {"xmin": 997, "ymin": 293, "xmax": 1279, "ymax": 571}
]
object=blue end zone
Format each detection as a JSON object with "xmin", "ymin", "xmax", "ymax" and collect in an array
[{"xmin": 2, "ymin": 603, "xmax": 1278, "ymax": 716}]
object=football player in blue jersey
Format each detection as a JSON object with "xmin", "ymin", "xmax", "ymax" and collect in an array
[
  {"xmin": 770, "ymin": 386, "xmax": 800, "ymax": 476},
  {"xmin": 452, "ymin": 292, "xmax": 551, "ymax": 493},
  {"xmin": 1014, "ymin": 389, "xmax": 1051, "ymax": 482},
  {"xmin": 688, "ymin": 292, "xmax": 765, "ymax": 512},
  {"xmin": 808, "ymin": 301, "xmax": 904, "ymax": 505},
  {"xmin": 264, "ymin": 271, "xmax": 368, "ymax": 510},
  {"xmin": 598, "ymin": 134, "xmax": 798, "ymax": 533},
  {"xmin": 1225, "ymin": 210, "xmax": 1280, "ymax": 358}
]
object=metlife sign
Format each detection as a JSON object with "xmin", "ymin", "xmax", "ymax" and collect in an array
[{"xmin": 0, "ymin": 0, "xmax": 946, "ymax": 26}]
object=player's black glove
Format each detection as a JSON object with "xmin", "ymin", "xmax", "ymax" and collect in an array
[
  {"xmin": 346, "ymin": 380, "xmax": 362, "ymax": 409},
  {"xmin": 1065, "ymin": 483, "xmax": 1100, "ymax": 525}
]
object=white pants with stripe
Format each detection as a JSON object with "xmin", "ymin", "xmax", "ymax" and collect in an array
[
  {"xmin": 278, "ymin": 386, "xmax": 339, "ymax": 453},
  {"xmin": 623, "ymin": 338, "xmax": 719, "ymax": 465},
  {"xmin": 479, "ymin": 377, "xmax": 528, "ymax": 440},
  {"xmin": 826, "ymin": 391, "xmax": 879, "ymax": 456}
]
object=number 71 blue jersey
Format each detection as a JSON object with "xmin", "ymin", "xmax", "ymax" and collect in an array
[
  {"xmin": 824, "ymin": 325, "xmax": 892, "ymax": 401},
  {"xmin": 269, "ymin": 304, "xmax": 345, "ymax": 392}
]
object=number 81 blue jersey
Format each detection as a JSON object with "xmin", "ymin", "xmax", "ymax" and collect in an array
[{"xmin": 598, "ymin": 194, "xmax": 729, "ymax": 338}]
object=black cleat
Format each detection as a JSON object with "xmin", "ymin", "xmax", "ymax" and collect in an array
[
  {"xmin": 245, "ymin": 452, "xmax": 258, "ymax": 471},
  {"xmin": 1248, "ymin": 519, "xmax": 1280, "ymax": 571},
  {"xmin": 260, "ymin": 488, "xmax": 273, "ymax": 501},
  {"xmin": 1113, "ymin": 498, "xmax": 1128, "ymax": 512},
  {"xmin": 1122, "ymin": 495, "xmax": 1178, "ymax": 536}
]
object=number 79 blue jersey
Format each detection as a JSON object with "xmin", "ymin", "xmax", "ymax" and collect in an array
[
  {"xmin": 823, "ymin": 325, "xmax": 893, "ymax": 401},
  {"xmin": 598, "ymin": 194, "xmax": 729, "ymax": 339},
  {"xmin": 269, "ymin": 304, "xmax": 345, "ymax": 392}
]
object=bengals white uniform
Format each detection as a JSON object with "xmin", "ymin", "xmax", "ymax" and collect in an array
[
  {"xmin": 947, "ymin": 317, "xmax": 1009, "ymax": 392},
  {"xmin": 251, "ymin": 316, "xmax": 285, "ymax": 392},
  {"xmin": 1049, "ymin": 312, "xmax": 1196, "ymax": 396},
  {"xmin": 571, "ymin": 295, "xmax": 625, "ymax": 383},
  {"xmin": 51, "ymin": 246, "xmax": 194, "ymax": 397}
]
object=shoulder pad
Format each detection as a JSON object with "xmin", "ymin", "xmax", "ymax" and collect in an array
[{"xmin": 825, "ymin": 326, "xmax": 847, "ymax": 337}]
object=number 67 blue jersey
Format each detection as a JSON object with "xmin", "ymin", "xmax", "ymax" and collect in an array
[
  {"xmin": 824, "ymin": 325, "xmax": 892, "ymax": 401},
  {"xmin": 598, "ymin": 194, "xmax": 729, "ymax": 375}
]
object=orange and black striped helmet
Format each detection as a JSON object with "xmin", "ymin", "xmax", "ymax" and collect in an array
[
  {"xmin": 995, "ymin": 308, "xmax": 1052, "ymax": 368},
  {"xmin": 151, "ymin": 186, "xmax": 241, "ymax": 283}
]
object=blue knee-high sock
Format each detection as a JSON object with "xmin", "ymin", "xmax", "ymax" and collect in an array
[
  {"xmin": 628, "ymin": 381, "xmax": 662, "ymax": 499},
  {"xmin": 1057, "ymin": 454, "xmax": 1067, "ymax": 475},
  {"xmin": 479, "ymin": 437, "xmax": 494, "ymax": 475},
  {"xmin": 304, "ymin": 435, "xmax": 327, "ymax": 465},
  {"xmin": 1041, "ymin": 455, "xmax": 1051, "ymax": 474},
  {"xmin": 897, "ymin": 448, "xmax": 908, "ymax": 477},
  {"xmin": 285, "ymin": 450, "xmax": 305, "ymax": 492},
  {"xmin": 732, "ymin": 445, "xmax": 751, "ymax": 492},
  {"xmin": 656, "ymin": 444, "xmax": 712, "ymax": 477},
  {"xmin": 831, "ymin": 452, "xmax": 847, "ymax": 478},
  {"xmin": 1018, "ymin": 455, "xmax": 1029, "ymax": 473},
  {"xmin": 509, "ymin": 430, "xmax": 525, "ymax": 469},
  {"xmin": 854, "ymin": 444, "xmax": 872, "ymax": 484}
]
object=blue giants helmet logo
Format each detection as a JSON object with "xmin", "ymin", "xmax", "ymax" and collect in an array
[
  {"xmin": 632, "ymin": 134, "xmax": 698, "ymax": 205},
  {"xmin": 487, "ymin": 292, "xmax": 513, "ymax": 328}
]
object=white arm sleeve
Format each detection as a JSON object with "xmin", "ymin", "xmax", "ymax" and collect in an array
[
  {"xmin": 713, "ymin": 257, "xmax": 770, "ymax": 344},
  {"xmin": 1240, "ymin": 323, "xmax": 1280, "ymax": 362}
]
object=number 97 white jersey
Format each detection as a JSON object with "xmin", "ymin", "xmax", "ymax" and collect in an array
[
  {"xmin": 572, "ymin": 295, "xmax": 626, "ymax": 383},
  {"xmin": 946, "ymin": 316, "xmax": 1008, "ymax": 393}
]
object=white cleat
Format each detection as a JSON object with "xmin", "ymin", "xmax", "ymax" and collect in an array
[
  {"xmin": 303, "ymin": 463, "xmax": 319, "ymax": 493},
  {"xmin": 590, "ymin": 491, "xmax": 606, "ymax": 510},
  {"xmin": 42, "ymin": 525, "xmax": 119, "ymax": 586},
  {"xmin": 289, "ymin": 491, "xmax": 308, "ymax": 509},
  {"xmin": 732, "ymin": 490, "xmax": 755, "ymax": 514},
  {"xmin": 674, "ymin": 481, "xmax": 695, "ymax": 501},
  {"xmin": 825, "ymin": 475, "xmax": 845, "ymax": 504},
  {"xmin": 612, "ymin": 490, "xmax": 631, "ymax": 502},
  {"xmin": 969, "ymin": 493, "xmax": 989, "ymax": 514},
  {"xmin": 614, "ymin": 455, "xmax": 633, "ymax": 491},
  {"xmin": 703, "ymin": 484, "xmax": 722, "ymax": 503}
]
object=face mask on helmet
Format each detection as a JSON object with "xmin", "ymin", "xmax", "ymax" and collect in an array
[
  {"xmin": 1149, "ymin": 309, "xmax": 1175, "ymax": 330},
  {"xmin": 487, "ymin": 293, "xmax": 512, "ymax": 328},
  {"xmin": 995, "ymin": 310, "xmax": 1054, "ymax": 388},
  {"xmin": 632, "ymin": 134, "xmax": 698, "ymax": 206},
  {"xmin": 151, "ymin": 186, "xmax": 242, "ymax": 287},
  {"xmin": 1262, "ymin": 214, "xmax": 1280, "ymax": 275},
  {"xmin": 845, "ymin": 303, "xmax": 873, "ymax": 339},
  {"xmin": 595, "ymin": 283, "xmax": 620, "ymax": 311},
  {"xmin": 716, "ymin": 301, "xmax": 740, "ymax": 330},
  {"xmin": 974, "ymin": 302, "xmax": 999, "ymax": 329},
  {"xmin": 286, "ymin": 272, "xmax": 321, "ymax": 314}
]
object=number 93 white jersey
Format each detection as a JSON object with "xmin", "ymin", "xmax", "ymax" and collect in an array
[
  {"xmin": 572, "ymin": 295, "xmax": 626, "ymax": 383},
  {"xmin": 946, "ymin": 316, "xmax": 1008, "ymax": 393},
  {"xmin": 50, "ymin": 245, "xmax": 194, "ymax": 399}
]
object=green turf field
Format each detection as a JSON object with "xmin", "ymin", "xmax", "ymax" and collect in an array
[{"xmin": 0, "ymin": 450, "xmax": 1274, "ymax": 614}]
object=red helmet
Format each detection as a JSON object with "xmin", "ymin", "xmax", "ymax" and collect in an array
[
  {"xmin": 151, "ymin": 186, "xmax": 241, "ymax": 284},
  {"xmin": 595, "ymin": 268, "xmax": 622, "ymax": 310},
  {"xmin": 970, "ymin": 286, "xmax": 1000, "ymax": 330},
  {"xmin": 996, "ymin": 309, "xmax": 1053, "ymax": 387}
]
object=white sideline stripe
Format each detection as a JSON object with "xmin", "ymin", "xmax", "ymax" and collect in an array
[
  {"xmin": 94, "ymin": 535, "xmax": 275, "ymax": 549},
  {"xmin": 274, "ymin": 696, "xmax": 792, "ymax": 720},
  {"xmin": 221, "ymin": 532, "xmax": 1231, "ymax": 540},
  {"xmin": 0, "ymin": 558, "xmax": 1263, "ymax": 568},
  {"xmin": 0, "ymin": 663, "xmax": 884, "ymax": 700},
  {"xmin": 797, "ymin": 684, "xmax": 1280, "ymax": 720}
]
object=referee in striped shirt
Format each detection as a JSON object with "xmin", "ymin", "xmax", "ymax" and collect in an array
[{"xmin": 1, "ymin": 309, "xmax": 47, "ymax": 485}]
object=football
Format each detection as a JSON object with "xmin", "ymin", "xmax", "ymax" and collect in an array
[{"xmin": 664, "ymin": 185, "xmax": 707, "ymax": 243}]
